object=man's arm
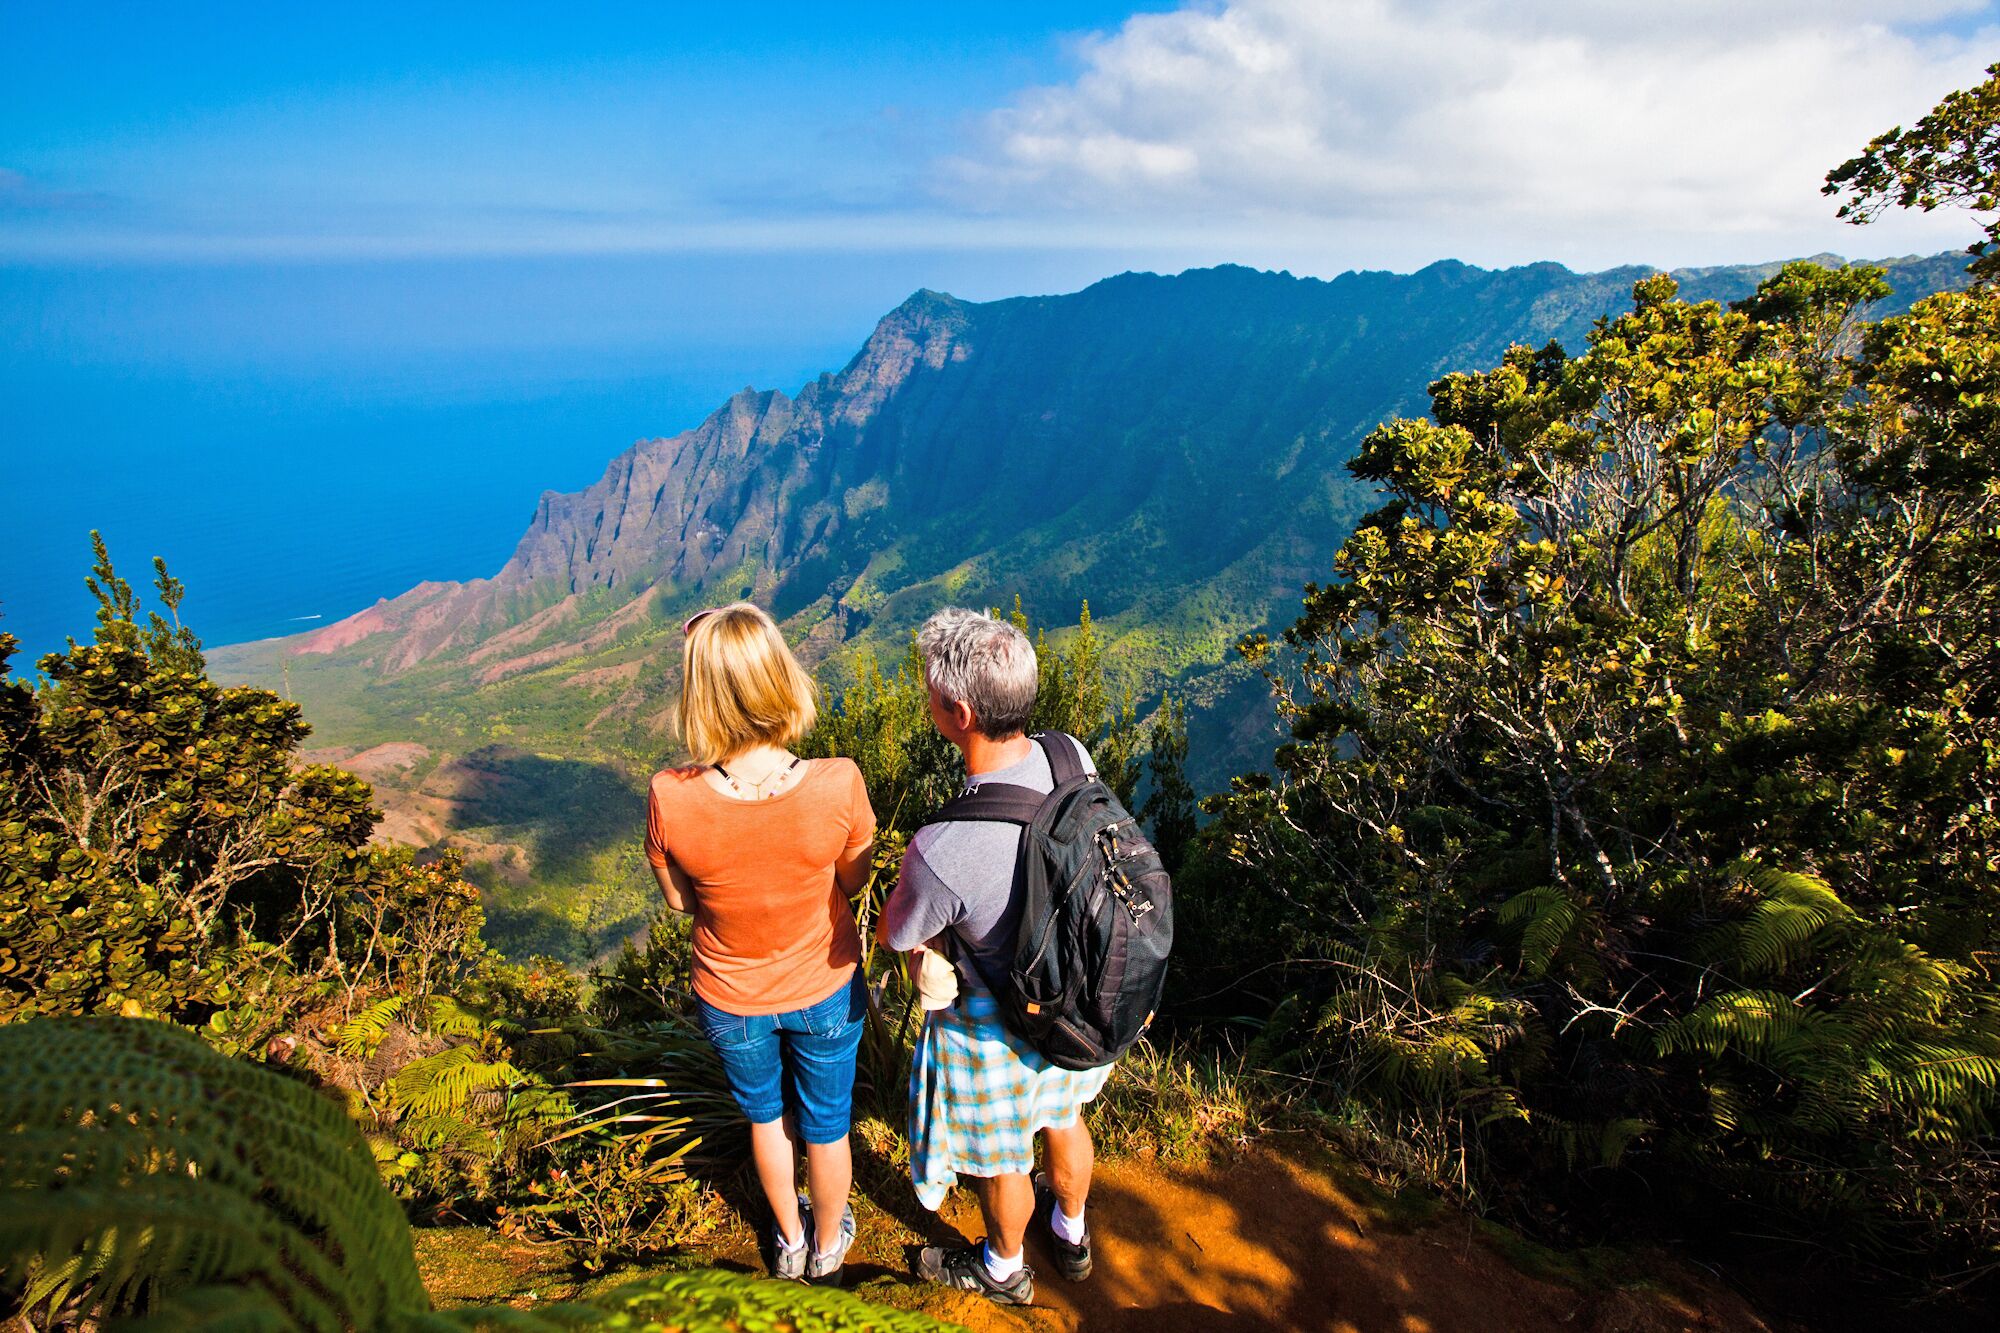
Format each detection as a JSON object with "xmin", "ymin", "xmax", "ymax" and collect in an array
[{"xmin": 881, "ymin": 841, "xmax": 963, "ymax": 959}]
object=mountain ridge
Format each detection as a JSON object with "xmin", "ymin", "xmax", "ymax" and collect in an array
[{"xmin": 219, "ymin": 249, "xmax": 1974, "ymax": 770}]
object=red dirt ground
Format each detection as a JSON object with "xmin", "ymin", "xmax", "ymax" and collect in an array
[
  {"xmin": 419, "ymin": 1143, "xmax": 1774, "ymax": 1331},
  {"xmin": 888, "ymin": 1147, "xmax": 1769, "ymax": 1333}
]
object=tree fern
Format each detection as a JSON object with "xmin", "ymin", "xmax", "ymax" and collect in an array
[
  {"xmin": 1497, "ymin": 886, "xmax": 1579, "ymax": 980},
  {"xmin": 393, "ymin": 1044, "xmax": 529, "ymax": 1120},
  {"xmin": 1710, "ymin": 866, "xmax": 1855, "ymax": 976},
  {"xmin": 0, "ymin": 1016, "xmax": 428, "ymax": 1329}
]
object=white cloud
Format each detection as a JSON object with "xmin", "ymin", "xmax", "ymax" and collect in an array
[{"xmin": 941, "ymin": 0, "xmax": 2000, "ymax": 268}]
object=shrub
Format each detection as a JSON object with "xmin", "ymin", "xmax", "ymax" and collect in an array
[
  {"xmin": 0, "ymin": 537, "xmax": 497, "ymax": 1040},
  {"xmin": 501, "ymin": 1143, "xmax": 725, "ymax": 1270},
  {"xmin": 1089, "ymin": 1039, "xmax": 1263, "ymax": 1162}
]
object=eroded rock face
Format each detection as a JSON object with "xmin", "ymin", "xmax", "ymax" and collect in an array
[
  {"xmin": 295, "ymin": 289, "xmax": 976, "ymax": 671},
  {"xmin": 492, "ymin": 289, "xmax": 975, "ymax": 603}
]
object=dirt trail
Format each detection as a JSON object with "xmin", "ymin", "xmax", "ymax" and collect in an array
[
  {"xmin": 419, "ymin": 1143, "xmax": 1772, "ymax": 1332},
  {"xmin": 885, "ymin": 1148, "xmax": 1767, "ymax": 1333}
]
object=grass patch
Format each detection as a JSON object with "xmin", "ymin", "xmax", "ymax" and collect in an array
[{"xmin": 1089, "ymin": 1038, "xmax": 1267, "ymax": 1163}]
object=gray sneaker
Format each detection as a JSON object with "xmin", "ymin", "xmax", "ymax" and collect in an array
[
  {"xmin": 917, "ymin": 1241, "xmax": 1035, "ymax": 1306},
  {"xmin": 770, "ymin": 1196, "xmax": 812, "ymax": 1281},
  {"xmin": 1034, "ymin": 1171, "xmax": 1092, "ymax": 1281},
  {"xmin": 805, "ymin": 1202, "xmax": 856, "ymax": 1286}
]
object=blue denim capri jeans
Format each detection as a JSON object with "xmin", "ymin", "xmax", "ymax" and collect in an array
[{"xmin": 695, "ymin": 970, "xmax": 866, "ymax": 1144}]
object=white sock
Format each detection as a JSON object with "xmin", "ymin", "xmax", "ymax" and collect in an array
[
  {"xmin": 982, "ymin": 1241, "xmax": 1024, "ymax": 1282},
  {"xmin": 1051, "ymin": 1202, "xmax": 1087, "ymax": 1245},
  {"xmin": 776, "ymin": 1221, "xmax": 805, "ymax": 1252}
]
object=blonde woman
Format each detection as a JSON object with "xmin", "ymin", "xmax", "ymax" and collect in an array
[{"xmin": 644, "ymin": 603, "xmax": 875, "ymax": 1285}]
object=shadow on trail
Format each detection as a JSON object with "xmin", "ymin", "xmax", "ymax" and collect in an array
[
  {"xmin": 851, "ymin": 1125, "xmax": 963, "ymax": 1251},
  {"xmin": 1005, "ymin": 1147, "xmax": 1622, "ymax": 1333}
]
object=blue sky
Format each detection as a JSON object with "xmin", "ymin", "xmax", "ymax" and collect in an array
[
  {"xmin": 3, "ymin": 4, "xmax": 1161, "ymax": 261},
  {"xmin": 4, "ymin": 2, "xmax": 1999, "ymax": 661},
  {"xmin": 8, "ymin": 1, "xmax": 1997, "ymax": 271}
]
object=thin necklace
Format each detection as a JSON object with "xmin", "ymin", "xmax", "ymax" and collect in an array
[{"xmin": 713, "ymin": 755, "xmax": 801, "ymax": 799}]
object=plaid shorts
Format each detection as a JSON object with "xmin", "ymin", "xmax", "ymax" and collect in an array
[{"xmin": 907, "ymin": 988, "xmax": 1113, "ymax": 1211}]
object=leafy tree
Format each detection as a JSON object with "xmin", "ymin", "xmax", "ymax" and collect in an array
[
  {"xmin": 1204, "ymin": 256, "xmax": 2000, "ymax": 1271},
  {"xmin": 1028, "ymin": 601, "xmax": 1143, "ymax": 804},
  {"xmin": 1140, "ymin": 695, "xmax": 1196, "ymax": 873},
  {"xmin": 0, "ymin": 546, "xmax": 777, "ymax": 1255},
  {"xmin": 802, "ymin": 599, "xmax": 1148, "ymax": 836},
  {"xmin": 0, "ymin": 540, "xmax": 387, "ymax": 1023},
  {"xmin": 1827, "ymin": 61, "xmax": 2000, "ymax": 279}
]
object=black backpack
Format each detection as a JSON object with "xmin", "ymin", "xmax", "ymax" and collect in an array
[{"xmin": 922, "ymin": 732, "xmax": 1174, "ymax": 1070}]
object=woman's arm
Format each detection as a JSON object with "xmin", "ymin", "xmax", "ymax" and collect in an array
[
  {"xmin": 834, "ymin": 834, "xmax": 874, "ymax": 896},
  {"xmin": 651, "ymin": 860, "xmax": 694, "ymax": 915},
  {"xmin": 838, "ymin": 762, "xmax": 877, "ymax": 897}
]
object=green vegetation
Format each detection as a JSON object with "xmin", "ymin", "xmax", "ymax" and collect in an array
[
  {"xmin": 802, "ymin": 598, "xmax": 1149, "ymax": 836},
  {"xmin": 1188, "ymin": 69, "xmax": 2000, "ymax": 1296},
  {"xmin": 9, "ymin": 62, "xmax": 2000, "ymax": 1326},
  {"xmin": 1828, "ymin": 59, "xmax": 2000, "ymax": 279},
  {"xmin": 0, "ymin": 559, "xmax": 734, "ymax": 1282},
  {"xmin": 0, "ymin": 1015, "xmax": 956, "ymax": 1331},
  {"xmin": 0, "ymin": 537, "xmax": 438, "ymax": 1031}
]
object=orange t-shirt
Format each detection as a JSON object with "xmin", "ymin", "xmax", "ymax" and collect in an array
[{"xmin": 644, "ymin": 757, "xmax": 875, "ymax": 1016}]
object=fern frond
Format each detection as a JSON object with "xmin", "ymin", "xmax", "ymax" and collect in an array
[
  {"xmin": 1498, "ymin": 886, "xmax": 1577, "ymax": 979},
  {"xmin": 1654, "ymin": 988, "xmax": 1837, "ymax": 1060},
  {"xmin": 337, "ymin": 996, "xmax": 410, "ymax": 1057},
  {"xmin": 1729, "ymin": 867, "xmax": 1854, "ymax": 975},
  {"xmin": 425, "ymin": 996, "xmax": 514, "ymax": 1041},
  {"xmin": 390, "ymin": 1044, "xmax": 526, "ymax": 1120}
]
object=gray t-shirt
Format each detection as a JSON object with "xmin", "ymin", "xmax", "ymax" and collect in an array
[{"xmin": 884, "ymin": 735, "xmax": 1095, "ymax": 994}]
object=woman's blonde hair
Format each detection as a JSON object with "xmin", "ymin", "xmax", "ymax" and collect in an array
[{"xmin": 675, "ymin": 602, "xmax": 818, "ymax": 764}]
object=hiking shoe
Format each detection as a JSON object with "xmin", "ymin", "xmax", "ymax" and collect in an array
[
  {"xmin": 1034, "ymin": 1171, "xmax": 1092, "ymax": 1281},
  {"xmin": 806, "ymin": 1202, "xmax": 856, "ymax": 1287},
  {"xmin": 917, "ymin": 1241, "xmax": 1035, "ymax": 1306},
  {"xmin": 770, "ymin": 1196, "xmax": 812, "ymax": 1281}
]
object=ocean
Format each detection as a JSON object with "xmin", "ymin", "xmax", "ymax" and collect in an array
[{"xmin": 0, "ymin": 253, "xmax": 968, "ymax": 668}]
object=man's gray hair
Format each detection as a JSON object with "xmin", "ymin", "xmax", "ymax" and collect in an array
[{"xmin": 918, "ymin": 607, "xmax": 1038, "ymax": 738}]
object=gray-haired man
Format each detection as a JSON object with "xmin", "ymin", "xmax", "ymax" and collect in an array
[{"xmin": 880, "ymin": 607, "xmax": 1107, "ymax": 1306}]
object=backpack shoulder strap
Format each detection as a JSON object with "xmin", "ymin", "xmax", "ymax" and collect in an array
[
  {"xmin": 1033, "ymin": 731, "xmax": 1087, "ymax": 786},
  {"xmin": 923, "ymin": 781, "xmax": 1046, "ymax": 828}
]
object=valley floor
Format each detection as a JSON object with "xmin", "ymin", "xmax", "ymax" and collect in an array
[{"xmin": 418, "ymin": 1142, "xmax": 1772, "ymax": 1332}]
